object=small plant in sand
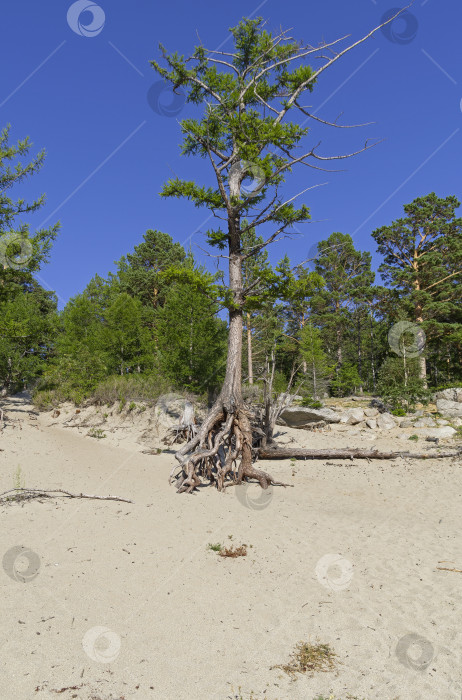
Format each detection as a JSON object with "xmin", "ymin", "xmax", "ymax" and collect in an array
[
  {"xmin": 13, "ymin": 465, "xmax": 25, "ymax": 490},
  {"xmin": 219, "ymin": 544, "xmax": 248, "ymax": 558},
  {"xmin": 88, "ymin": 427, "xmax": 106, "ymax": 439},
  {"xmin": 408, "ymin": 434, "xmax": 419, "ymax": 441},
  {"xmin": 271, "ymin": 640, "xmax": 338, "ymax": 680},
  {"xmin": 207, "ymin": 542, "xmax": 223, "ymax": 552},
  {"xmin": 128, "ymin": 401, "xmax": 136, "ymax": 412},
  {"xmin": 207, "ymin": 542, "xmax": 248, "ymax": 557}
]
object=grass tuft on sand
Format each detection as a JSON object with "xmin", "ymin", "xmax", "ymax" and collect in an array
[{"xmin": 271, "ymin": 640, "xmax": 338, "ymax": 679}]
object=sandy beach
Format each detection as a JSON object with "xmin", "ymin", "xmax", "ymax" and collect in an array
[{"xmin": 1, "ymin": 394, "xmax": 461, "ymax": 700}]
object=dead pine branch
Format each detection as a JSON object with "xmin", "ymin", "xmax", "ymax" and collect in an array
[{"xmin": 0, "ymin": 488, "xmax": 133, "ymax": 504}]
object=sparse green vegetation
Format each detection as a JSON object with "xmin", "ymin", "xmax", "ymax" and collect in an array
[
  {"xmin": 13, "ymin": 465, "xmax": 25, "ymax": 490},
  {"xmin": 271, "ymin": 641, "xmax": 338, "ymax": 679},
  {"xmin": 87, "ymin": 427, "xmax": 106, "ymax": 439},
  {"xmin": 207, "ymin": 543, "xmax": 222, "ymax": 552},
  {"xmin": 409, "ymin": 434, "xmax": 419, "ymax": 441}
]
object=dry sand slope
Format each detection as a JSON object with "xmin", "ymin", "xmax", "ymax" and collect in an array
[{"xmin": 0, "ymin": 394, "xmax": 462, "ymax": 700}]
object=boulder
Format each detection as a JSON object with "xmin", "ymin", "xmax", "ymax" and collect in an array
[
  {"xmin": 278, "ymin": 406, "xmax": 341, "ymax": 427},
  {"xmin": 364, "ymin": 408, "xmax": 379, "ymax": 418},
  {"xmin": 434, "ymin": 388, "xmax": 462, "ymax": 403},
  {"xmin": 346, "ymin": 408, "xmax": 366, "ymax": 425},
  {"xmin": 436, "ymin": 399, "xmax": 462, "ymax": 418},
  {"xmin": 399, "ymin": 419, "xmax": 414, "ymax": 428},
  {"xmin": 414, "ymin": 418, "xmax": 436, "ymax": 428},
  {"xmin": 370, "ymin": 398, "xmax": 387, "ymax": 413},
  {"xmin": 365, "ymin": 418, "xmax": 377, "ymax": 430},
  {"xmin": 418, "ymin": 426, "xmax": 456, "ymax": 440},
  {"xmin": 377, "ymin": 412, "xmax": 396, "ymax": 430}
]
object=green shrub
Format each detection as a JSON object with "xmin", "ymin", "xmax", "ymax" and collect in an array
[
  {"xmin": 301, "ymin": 396, "xmax": 323, "ymax": 409},
  {"xmin": 330, "ymin": 363, "xmax": 362, "ymax": 398},
  {"xmin": 376, "ymin": 356, "xmax": 431, "ymax": 411},
  {"xmin": 88, "ymin": 427, "xmax": 106, "ymax": 439},
  {"xmin": 89, "ymin": 373, "xmax": 171, "ymax": 406},
  {"xmin": 391, "ymin": 407, "xmax": 406, "ymax": 417}
]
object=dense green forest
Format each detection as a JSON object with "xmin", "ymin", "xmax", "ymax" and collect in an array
[{"xmin": 1, "ymin": 119, "xmax": 461, "ymax": 410}]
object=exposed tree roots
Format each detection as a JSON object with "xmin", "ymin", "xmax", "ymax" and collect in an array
[
  {"xmin": 170, "ymin": 402, "xmax": 288, "ymax": 494},
  {"xmin": 169, "ymin": 400, "xmax": 462, "ymax": 493}
]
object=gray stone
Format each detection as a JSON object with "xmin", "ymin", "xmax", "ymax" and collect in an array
[
  {"xmin": 278, "ymin": 406, "xmax": 341, "ymax": 427},
  {"xmin": 436, "ymin": 399, "xmax": 462, "ymax": 418},
  {"xmin": 399, "ymin": 420, "xmax": 414, "ymax": 428},
  {"xmin": 418, "ymin": 426, "xmax": 456, "ymax": 440},
  {"xmin": 414, "ymin": 418, "xmax": 436, "ymax": 428},
  {"xmin": 434, "ymin": 388, "xmax": 462, "ymax": 403},
  {"xmin": 453, "ymin": 418, "xmax": 462, "ymax": 428},
  {"xmin": 365, "ymin": 418, "xmax": 377, "ymax": 430},
  {"xmin": 364, "ymin": 408, "xmax": 379, "ymax": 418},
  {"xmin": 370, "ymin": 398, "xmax": 387, "ymax": 412},
  {"xmin": 346, "ymin": 408, "xmax": 366, "ymax": 425},
  {"xmin": 437, "ymin": 419, "xmax": 449, "ymax": 426},
  {"xmin": 377, "ymin": 413, "xmax": 396, "ymax": 430}
]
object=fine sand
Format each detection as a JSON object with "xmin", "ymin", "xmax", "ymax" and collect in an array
[{"xmin": 1, "ymin": 394, "xmax": 461, "ymax": 700}]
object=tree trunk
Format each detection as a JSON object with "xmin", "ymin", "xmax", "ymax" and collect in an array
[
  {"xmin": 246, "ymin": 312, "xmax": 253, "ymax": 384},
  {"xmin": 369, "ymin": 306, "xmax": 376, "ymax": 392},
  {"xmin": 169, "ymin": 165, "xmax": 280, "ymax": 493},
  {"xmin": 412, "ymin": 258, "xmax": 427, "ymax": 388}
]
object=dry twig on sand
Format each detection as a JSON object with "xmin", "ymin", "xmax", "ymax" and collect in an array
[{"xmin": 0, "ymin": 488, "xmax": 132, "ymax": 504}]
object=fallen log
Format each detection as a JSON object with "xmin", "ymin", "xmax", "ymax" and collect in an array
[{"xmin": 257, "ymin": 447, "xmax": 462, "ymax": 461}]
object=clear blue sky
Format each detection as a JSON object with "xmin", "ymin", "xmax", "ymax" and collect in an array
[{"xmin": 1, "ymin": 0, "xmax": 461, "ymax": 307}]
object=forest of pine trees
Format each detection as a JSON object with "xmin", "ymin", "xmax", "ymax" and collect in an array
[{"xmin": 2, "ymin": 191, "xmax": 461, "ymax": 411}]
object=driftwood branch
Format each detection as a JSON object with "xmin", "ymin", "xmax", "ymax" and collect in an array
[
  {"xmin": 257, "ymin": 447, "xmax": 462, "ymax": 461},
  {"xmin": 0, "ymin": 488, "xmax": 133, "ymax": 504},
  {"xmin": 436, "ymin": 567, "xmax": 462, "ymax": 573}
]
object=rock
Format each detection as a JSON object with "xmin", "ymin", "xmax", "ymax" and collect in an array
[
  {"xmin": 364, "ymin": 408, "xmax": 379, "ymax": 418},
  {"xmin": 437, "ymin": 419, "xmax": 449, "ymax": 426},
  {"xmin": 418, "ymin": 426, "xmax": 456, "ymax": 440},
  {"xmin": 346, "ymin": 408, "xmax": 366, "ymax": 425},
  {"xmin": 377, "ymin": 413, "xmax": 396, "ymax": 430},
  {"xmin": 414, "ymin": 418, "xmax": 436, "ymax": 428},
  {"xmin": 278, "ymin": 406, "xmax": 341, "ymax": 427},
  {"xmin": 414, "ymin": 409, "xmax": 424, "ymax": 417},
  {"xmin": 365, "ymin": 418, "xmax": 377, "ymax": 430},
  {"xmin": 436, "ymin": 399, "xmax": 462, "ymax": 418},
  {"xmin": 434, "ymin": 388, "xmax": 462, "ymax": 403},
  {"xmin": 399, "ymin": 420, "xmax": 414, "ymax": 428},
  {"xmin": 453, "ymin": 418, "xmax": 462, "ymax": 428},
  {"xmin": 370, "ymin": 398, "xmax": 387, "ymax": 412}
]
